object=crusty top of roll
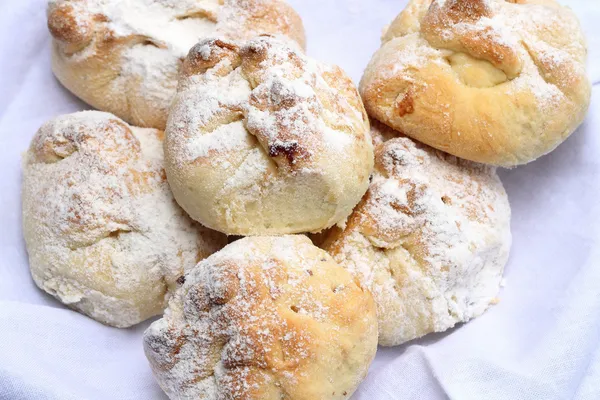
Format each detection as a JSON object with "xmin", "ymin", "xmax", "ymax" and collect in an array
[
  {"xmin": 360, "ymin": 0, "xmax": 591, "ymax": 166},
  {"xmin": 164, "ymin": 36, "xmax": 373, "ymax": 235},
  {"xmin": 22, "ymin": 111, "xmax": 226, "ymax": 327},
  {"xmin": 323, "ymin": 122, "xmax": 512, "ymax": 345},
  {"xmin": 144, "ymin": 235, "xmax": 378, "ymax": 399},
  {"xmin": 47, "ymin": 0, "xmax": 306, "ymax": 129}
]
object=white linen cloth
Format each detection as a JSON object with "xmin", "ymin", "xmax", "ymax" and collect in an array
[{"xmin": 1, "ymin": 1, "xmax": 599, "ymax": 399}]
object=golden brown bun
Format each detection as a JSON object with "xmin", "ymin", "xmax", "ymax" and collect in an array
[
  {"xmin": 164, "ymin": 36, "xmax": 373, "ymax": 235},
  {"xmin": 322, "ymin": 123, "xmax": 512, "ymax": 346},
  {"xmin": 360, "ymin": 0, "xmax": 591, "ymax": 167},
  {"xmin": 143, "ymin": 235, "xmax": 378, "ymax": 399},
  {"xmin": 47, "ymin": 0, "xmax": 306, "ymax": 130},
  {"xmin": 22, "ymin": 111, "xmax": 226, "ymax": 327}
]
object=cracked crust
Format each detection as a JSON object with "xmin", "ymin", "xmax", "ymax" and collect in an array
[
  {"xmin": 164, "ymin": 36, "xmax": 373, "ymax": 235},
  {"xmin": 143, "ymin": 235, "xmax": 378, "ymax": 399},
  {"xmin": 360, "ymin": 0, "xmax": 591, "ymax": 166},
  {"xmin": 322, "ymin": 123, "xmax": 512, "ymax": 346},
  {"xmin": 22, "ymin": 111, "xmax": 227, "ymax": 327},
  {"xmin": 47, "ymin": 0, "xmax": 306, "ymax": 130}
]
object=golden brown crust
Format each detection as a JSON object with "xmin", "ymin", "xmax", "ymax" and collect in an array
[
  {"xmin": 144, "ymin": 236, "xmax": 378, "ymax": 399},
  {"xmin": 421, "ymin": 0, "xmax": 522, "ymax": 79},
  {"xmin": 218, "ymin": 0, "xmax": 306, "ymax": 49},
  {"xmin": 183, "ymin": 39, "xmax": 242, "ymax": 77},
  {"xmin": 47, "ymin": 1, "xmax": 95, "ymax": 50},
  {"xmin": 361, "ymin": 0, "xmax": 591, "ymax": 166},
  {"xmin": 48, "ymin": 0, "xmax": 306, "ymax": 130}
]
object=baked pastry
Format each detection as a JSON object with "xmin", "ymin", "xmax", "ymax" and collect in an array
[
  {"xmin": 47, "ymin": 0, "xmax": 306, "ymax": 130},
  {"xmin": 164, "ymin": 36, "xmax": 373, "ymax": 235},
  {"xmin": 143, "ymin": 235, "xmax": 378, "ymax": 399},
  {"xmin": 322, "ymin": 123, "xmax": 512, "ymax": 346},
  {"xmin": 360, "ymin": 0, "xmax": 591, "ymax": 167},
  {"xmin": 22, "ymin": 111, "xmax": 226, "ymax": 328}
]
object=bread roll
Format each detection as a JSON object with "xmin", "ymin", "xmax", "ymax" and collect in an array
[
  {"xmin": 323, "ymin": 123, "xmax": 512, "ymax": 346},
  {"xmin": 164, "ymin": 36, "xmax": 373, "ymax": 235},
  {"xmin": 143, "ymin": 235, "xmax": 378, "ymax": 399},
  {"xmin": 22, "ymin": 111, "xmax": 226, "ymax": 327},
  {"xmin": 360, "ymin": 0, "xmax": 591, "ymax": 166},
  {"xmin": 47, "ymin": 0, "xmax": 305, "ymax": 130}
]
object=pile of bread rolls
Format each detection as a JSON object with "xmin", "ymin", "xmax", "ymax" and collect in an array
[{"xmin": 21, "ymin": 0, "xmax": 590, "ymax": 398}]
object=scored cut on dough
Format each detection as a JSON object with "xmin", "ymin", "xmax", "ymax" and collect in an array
[
  {"xmin": 360, "ymin": 0, "xmax": 591, "ymax": 166},
  {"xmin": 164, "ymin": 36, "xmax": 374, "ymax": 236},
  {"xmin": 144, "ymin": 235, "xmax": 378, "ymax": 400},
  {"xmin": 22, "ymin": 111, "xmax": 227, "ymax": 328},
  {"xmin": 47, "ymin": 0, "xmax": 306, "ymax": 129},
  {"xmin": 323, "ymin": 121, "xmax": 512, "ymax": 346}
]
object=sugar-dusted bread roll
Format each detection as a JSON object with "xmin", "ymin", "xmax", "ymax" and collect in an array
[
  {"xmin": 322, "ymin": 123, "xmax": 512, "ymax": 346},
  {"xmin": 164, "ymin": 36, "xmax": 373, "ymax": 236},
  {"xmin": 22, "ymin": 111, "xmax": 227, "ymax": 328},
  {"xmin": 47, "ymin": 0, "xmax": 305, "ymax": 130},
  {"xmin": 360, "ymin": 0, "xmax": 591, "ymax": 167},
  {"xmin": 143, "ymin": 235, "xmax": 378, "ymax": 400}
]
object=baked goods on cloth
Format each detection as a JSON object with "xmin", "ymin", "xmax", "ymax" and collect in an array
[
  {"xmin": 360, "ymin": 0, "xmax": 591, "ymax": 166},
  {"xmin": 323, "ymin": 122, "xmax": 512, "ymax": 346},
  {"xmin": 144, "ymin": 235, "xmax": 378, "ymax": 399},
  {"xmin": 22, "ymin": 111, "xmax": 226, "ymax": 327}
]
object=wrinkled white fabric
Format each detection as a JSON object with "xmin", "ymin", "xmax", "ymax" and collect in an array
[{"xmin": 0, "ymin": 1, "xmax": 599, "ymax": 399}]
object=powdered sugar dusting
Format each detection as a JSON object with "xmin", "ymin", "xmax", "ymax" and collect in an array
[
  {"xmin": 378, "ymin": 0, "xmax": 586, "ymax": 108},
  {"xmin": 143, "ymin": 236, "xmax": 377, "ymax": 399},
  {"xmin": 363, "ymin": 0, "xmax": 590, "ymax": 166},
  {"xmin": 383, "ymin": 36, "xmax": 442, "ymax": 80},
  {"xmin": 50, "ymin": 0, "xmax": 223, "ymax": 58},
  {"xmin": 22, "ymin": 111, "xmax": 226, "ymax": 327},
  {"xmin": 325, "ymin": 126, "xmax": 512, "ymax": 346},
  {"xmin": 245, "ymin": 41, "xmax": 357, "ymax": 157},
  {"xmin": 185, "ymin": 120, "xmax": 251, "ymax": 159},
  {"xmin": 48, "ymin": 0, "xmax": 305, "ymax": 129},
  {"xmin": 171, "ymin": 36, "xmax": 366, "ymax": 166},
  {"xmin": 164, "ymin": 36, "xmax": 373, "ymax": 235}
]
